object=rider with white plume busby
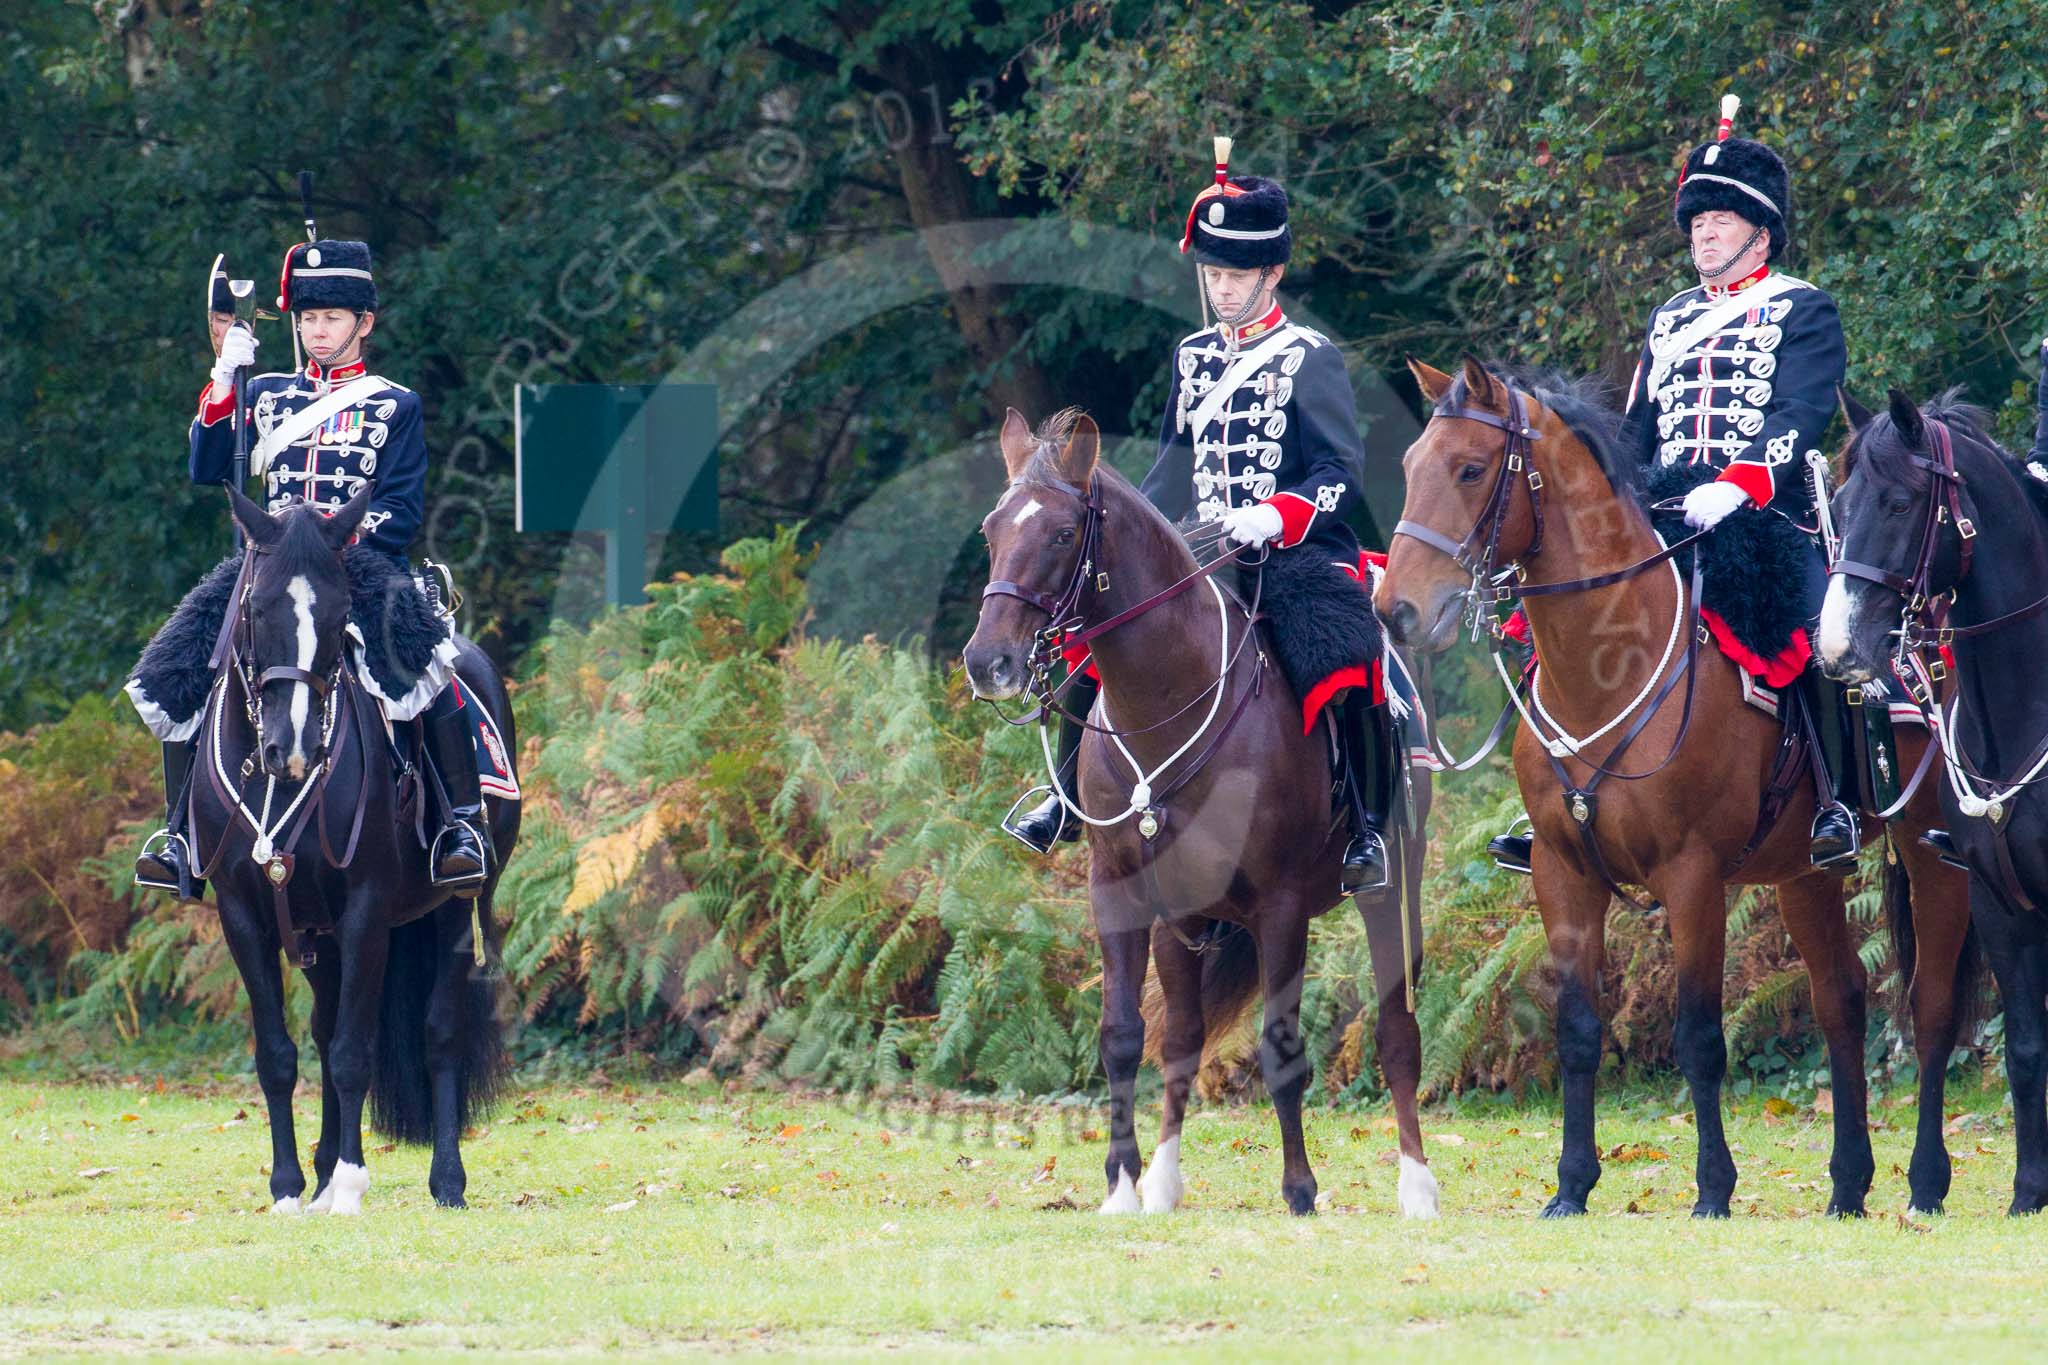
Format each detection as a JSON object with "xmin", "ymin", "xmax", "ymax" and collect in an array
[
  {"xmin": 128, "ymin": 228, "xmax": 503, "ymax": 900},
  {"xmin": 1490, "ymin": 94, "xmax": 1861, "ymax": 874},
  {"xmin": 1003, "ymin": 138, "xmax": 1397, "ymax": 896}
]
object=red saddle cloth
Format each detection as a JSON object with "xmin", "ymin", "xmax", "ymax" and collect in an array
[
  {"xmin": 1503, "ymin": 604, "xmax": 1810, "ymax": 689},
  {"xmin": 1060, "ymin": 548, "xmax": 1386, "ymax": 735}
]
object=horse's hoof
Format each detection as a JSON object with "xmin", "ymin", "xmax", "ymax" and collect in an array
[
  {"xmin": 2007, "ymin": 1198, "xmax": 2047, "ymax": 1218},
  {"xmin": 1690, "ymin": 1201, "xmax": 1732, "ymax": 1220},
  {"xmin": 1398, "ymin": 1156, "xmax": 1441, "ymax": 1220},
  {"xmin": 1826, "ymin": 1200, "xmax": 1867, "ymax": 1219},
  {"xmin": 434, "ymin": 1191, "xmax": 468, "ymax": 1210},
  {"xmin": 1540, "ymin": 1196, "xmax": 1586, "ymax": 1219},
  {"xmin": 1137, "ymin": 1138, "xmax": 1183, "ymax": 1214},
  {"xmin": 1282, "ymin": 1176, "xmax": 1318, "ymax": 1217},
  {"xmin": 1098, "ymin": 1169, "xmax": 1141, "ymax": 1215},
  {"xmin": 326, "ymin": 1161, "xmax": 370, "ymax": 1216},
  {"xmin": 306, "ymin": 1183, "xmax": 334, "ymax": 1214},
  {"xmin": 269, "ymin": 1195, "xmax": 303, "ymax": 1215},
  {"xmin": 1907, "ymin": 1200, "xmax": 1945, "ymax": 1217}
]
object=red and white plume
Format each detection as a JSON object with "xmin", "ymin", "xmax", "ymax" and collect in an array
[
  {"xmin": 1717, "ymin": 93, "xmax": 1740, "ymax": 142},
  {"xmin": 1213, "ymin": 135, "xmax": 1232, "ymax": 185}
]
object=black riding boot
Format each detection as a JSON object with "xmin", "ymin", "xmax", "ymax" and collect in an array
[
  {"xmin": 135, "ymin": 739, "xmax": 205, "ymax": 900},
  {"xmin": 1799, "ymin": 670, "xmax": 1861, "ymax": 870},
  {"xmin": 1336, "ymin": 690, "xmax": 1391, "ymax": 896},
  {"xmin": 424, "ymin": 687, "xmax": 493, "ymax": 893},
  {"xmin": 1002, "ymin": 674, "xmax": 1097, "ymax": 854}
]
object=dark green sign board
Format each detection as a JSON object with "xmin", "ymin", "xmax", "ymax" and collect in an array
[{"xmin": 514, "ymin": 383, "xmax": 719, "ymax": 606}]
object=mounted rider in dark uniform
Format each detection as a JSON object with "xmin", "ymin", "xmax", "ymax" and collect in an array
[
  {"xmin": 1491, "ymin": 95, "xmax": 1860, "ymax": 874},
  {"xmin": 129, "ymin": 238, "xmax": 496, "ymax": 899},
  {"xmin": 1002, "ymin": 138, "xmax": 1397, "ymax": 895}
]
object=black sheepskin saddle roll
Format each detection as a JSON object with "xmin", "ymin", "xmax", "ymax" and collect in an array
[
  {"xmin": 1194, "ymin": 538, "xmax": 1383, "ymax": 732},
  {"xmin": 1645, "ymin": 462, "xmax": 1821, "ymax": 686},
  {"xmin": 126, "ymin": 549, "xmax": 456, "ymax": 740}
]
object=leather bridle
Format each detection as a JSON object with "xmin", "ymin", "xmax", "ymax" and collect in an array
[
  {"xmin": 1833, "ymin": 419, "xmax": 2048, "ymax": 704},
  {"xmin": 1393, "ymin": 384, "xmax": 1546, "ymax": 630}
]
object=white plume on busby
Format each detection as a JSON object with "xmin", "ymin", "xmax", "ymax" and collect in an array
[
  {"xmin": 1179, "ymin": 135, "xmax": 1292, "ymax": 269},
  {"xmin": 276, "ymin": 238, "xmax": 378, "ymax": 312},
  {"xmin": 1673, "ymin": 93, "xmax": 1792, "ymax": 261}
]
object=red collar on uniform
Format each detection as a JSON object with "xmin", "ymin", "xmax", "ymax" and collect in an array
[
  {"xmin": 1222, "ymin": 302, "xmax": 1285, "ymax": 346},
  {"xmin": 306, "ymin": 357, "xmax": 367, "ymax": 383},
  {"xmin": 1702, "ymin": 264, "xmax": 1770, "ymax": 299}
]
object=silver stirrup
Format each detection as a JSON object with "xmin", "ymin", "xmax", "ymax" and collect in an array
[
  {"xmin": 429, "ymin": 819, "xmax": 488, "ymax": 888},
  {"xmin": 135, "ymin": 828, "xmax": 190, "ymax": 891},
  {"xmin": 999, "ymin": 783, "xmax": 1063, "ymax": 850}
]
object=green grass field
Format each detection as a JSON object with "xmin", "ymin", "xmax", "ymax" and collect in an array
[{"xmin": 4, "ymin": 1075, "xmax": 2045, "ymax": 1360}]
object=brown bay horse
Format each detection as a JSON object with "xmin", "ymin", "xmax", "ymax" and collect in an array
[
  {"xmin": 964, "ymin": 408, "xmax": 1437, "ymax": 1217},
  {"xmin": 1375, "ymin": 359, "xmax": 1975, "ymax": 1217}
]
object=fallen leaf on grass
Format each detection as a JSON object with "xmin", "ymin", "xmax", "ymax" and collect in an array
[
  {"xmin": 604, "ymin": 1199, "xmax": 637, "ymax": 1213},
  {"xmin": 78, "ymin": 1167, "xmax": 115, "ymax": 1179},
  {"xmin": 1429, "ymin": 1133, "xmax": 1467, "ymax": 1146},
  {"xmin": 1606, "ymin": 1144, "xmax": 1670, "ymax": 1164},
  {"xmin": 1764, "ymin": 1097, "xmax": 1799, "ymax": 1118},
  {"xmin": 775, "ymin": 1123, "xmax": 803, "ymax": 1140},
  {"xmin": 1401, "ymin": 1262, "xmax": 1428, "ymax": 1285}
]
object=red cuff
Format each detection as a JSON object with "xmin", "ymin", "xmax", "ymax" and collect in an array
[
  {"xmin": 1263, "ymin": 492, "xmax": 1318, "ymax": 548},
  {"xmin": 1717, "ymin": 462, "xmax": 1773, "ymax": 508},
  {"xmin": 196, "ymin": 380, "xmax": 234, "ymax": 428}
]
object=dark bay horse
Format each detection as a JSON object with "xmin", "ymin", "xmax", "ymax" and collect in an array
[
  {"xmin": 198, "ymin": 488, "xmax": 518, "ymax": 1212},
  {"xmin": 1377, "ymin": 359, "xmax": 1974, "ymax": 1217},
  {"xmin": 964, "ymin": 408, "xmax": 1437, "ymax": 1217},
  {"xmin": 1819, "ymin": 388, "xmax": 2048, "ymax": 1213}
]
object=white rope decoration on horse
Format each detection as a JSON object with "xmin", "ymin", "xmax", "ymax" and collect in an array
[{"xmin": 1038, "ymin": 576, "xmax": 1237, "ymax": 832}]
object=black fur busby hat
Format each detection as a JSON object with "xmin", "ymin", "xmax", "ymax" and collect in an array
[
  {"xmin": 209, "ymin": 261, "xmax": 234, "ymax": 314},
  {"xmin": 1179, "ymin": 137, "xmax": 1292, "ymax": 270},
  {"xmin": 276, "ymin": 238, "xmax": 378, "ymax": 313},
  {"xmin": 1673, "ymin": 94, "xmax": 1790, "ymax": 261}
]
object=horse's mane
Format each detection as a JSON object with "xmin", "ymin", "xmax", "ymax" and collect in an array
[
  {"xmin": 1446, "ymin": 364, "xmax": 1638, "ymax": 502},
  {"xmin": 1853, "ymin": 387, "xmax": 2048, "ymax": 523}
]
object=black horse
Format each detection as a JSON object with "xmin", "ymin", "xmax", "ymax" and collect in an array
[
  {"xmin": 194, "ymin": 488, "xmax": 519, "ymax": 1212},
  {"xmin": 1819, "ymin": 387, "xmax": 2048, "ymax": 1213}
]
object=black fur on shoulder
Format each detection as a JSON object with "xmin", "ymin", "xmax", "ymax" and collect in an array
[
  {"xmin": 131, "ymin": 549, "xmax": 447, "ymax": 725},
  {"xmin": 344, "ymin": 547, "xmax": 448, "ymax": 700},
  {"xmin": 1647, "ymin": 462, "xmax": 1817, "ymax": 660},
  {"xmin": 1241, "ymin": 545, "xmax": 1383, "ymax": 705},
  {"xmin": 129, "ymin": 552, "xmax": 244, "ymax": 723}
]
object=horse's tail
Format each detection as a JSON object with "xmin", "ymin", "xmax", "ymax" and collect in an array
[
  {"xmin": 1137, "ymin": 921, "xmax": 1264, "ymax": 1070},
  {"xmin": 369, "ymin": 900, "xmax": 510, "ymax": 1145},
  {"xmin": 1885, "ymin": 839, "xmax": 1985, "ymax": 1044}
]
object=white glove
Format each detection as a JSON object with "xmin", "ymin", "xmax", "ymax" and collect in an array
[
  {"xmin": 211, "ymin": 325, "xmax": 258, "ymax": 390},
  {"xmin": 1681, "ymin": 479, "xmax": 1751, "ymax": 530},
  {"xmin": 1221, "ymin": 502, "xmax": 1285, "ymax": 548}
]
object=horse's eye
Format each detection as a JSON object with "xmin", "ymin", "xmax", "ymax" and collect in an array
[
  {"xmin": 1458, "ymin": 463, "xmax": 1487, "ymax": 485},
  {"xmin": 1053, "ymin": 526, "xmax": 1076, "ymax": 545},
  {"xmin": 1886, "ymin": 498, "xmax": 1912, "ymax": 517}
]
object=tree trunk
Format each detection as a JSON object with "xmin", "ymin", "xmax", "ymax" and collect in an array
[{"xmin": 873, "ymin": 44, "xmax": 1058, "ymax": 422}]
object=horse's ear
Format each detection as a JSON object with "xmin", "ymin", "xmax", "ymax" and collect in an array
[
  {"xmin": 321, "ymin": 485, "xmax": 373, "ymax": 549},
  {"xmin": 1407, "ymin": 356, "xmax": 1453, "ymax": 405},
  {"xmin": 999, "ymin": 407, "xmax": 1036, "ymax": 479},
  {"xmin": 1056, "ymin": 412, "xmax": 1101, "ymax": 486},
  {"xmin": 227, "ymin": 485, "xmax": 281, "ymax": 547},
  {"xmin": 1887, "ymin": 387, "xmax": 1925, "ymax": 444},
  {"xmin": 1837, "ymin": 385, "xmax": 1874, "ymax": 434},
  {"xmin": 1458, "ymin": 353, "xmax": 1499, "ymax": 409}
]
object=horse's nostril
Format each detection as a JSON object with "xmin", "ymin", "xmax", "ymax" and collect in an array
[{"xmin": 1390, "ymin": 601, "xmax": 1420, "ymax": 642}]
